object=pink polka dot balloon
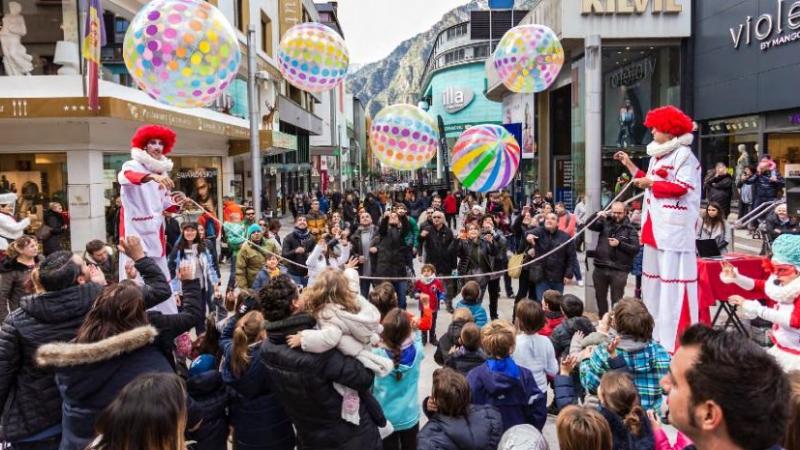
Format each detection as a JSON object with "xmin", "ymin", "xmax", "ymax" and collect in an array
[
  {"xmin": 370, "ymin": 104, "xmax": 439, "ymax": 171},
  {"xmin": 123, "ymin": 0, "xmax": 241, "ymax": 108},
  {"xmin": 493, "ymin": 24, "xmax": 564, "ymax": 93}
]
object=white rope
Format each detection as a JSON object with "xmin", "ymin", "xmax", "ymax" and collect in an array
[{"xmin": 174, "ymin": 181, "xmax": 637, "ymax": 282}]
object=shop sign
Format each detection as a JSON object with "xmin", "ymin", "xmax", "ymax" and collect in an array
[
  {"xmin": 279, "ymin": 0, "xmax": 302, "ymax": 37},
  {"xmin": 729, "ymin": 0, "xmax": 800, "ymax": 51},
  {"xmin": 609, "ymin": 56, "xmax": 656, "ymax": 88},
  {"xmin": 442, "ymin": 86, "xmax": 475, "ymax": 114},
  {"xmin": 443, "ymin": 121, "xmax": 501, "ymax": 134},
  {"xmin": 68, "ymin": 185, "xmax": 91, "ymax": 219},
  {"xmin": 581, "ymin": 0, "xmax": 683, "ymax": 15}
]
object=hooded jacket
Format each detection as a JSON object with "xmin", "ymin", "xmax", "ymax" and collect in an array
[
  {"xmin": 444, "ymin": 348, "xmax": 487, "ymax": 376},
  {"xmin": 35, "ymin": 326, "xmax": 172, "ymax": 450},
  {"xmin": 549, "ymin": 316, "xmax": 596, "ymax": 359},
  {"xmin": 0, "ymin": 256, "xmax": 36, "ymax": 321},
  {"xmin": 0, "ymin": 256, "xmax": 170, "ymax": 443},
  {"xmin": 467, "ymin": 361, "xmax": 547, "ymax": 432},
  {"xmin": 418, "ymin": 404, "xmax": 503, "ymax": 450},
  {"xmin": 236, "ymin": 238, "xmax": 279, "ymax": 289},
  {"xmin": 186, "ymin": 370, "xmax": 233, "ymax": 450},
  {"xmin": 372, "ymin": 335, "xmax": 425, "ymax": 431},
  {"xmin": 259, "ymin": 313, "xmax": 381, "ymax": 450}
]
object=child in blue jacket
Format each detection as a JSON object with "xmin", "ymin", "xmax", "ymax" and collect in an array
[
  {"xmin": 454, "ymin": 281, "xmax": 488, "ymax": 328},
  {"xmin": 372, "ymin": 308, "xmax": 425, "ymax": 449},
  {"xmin": 467, "ymin": 319, "xmax": 547, "ymax": 432}
]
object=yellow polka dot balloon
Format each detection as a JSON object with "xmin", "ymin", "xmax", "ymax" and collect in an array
[{"xmin": 123, "ymin": 0, "xmax": 241, "ymax": 108}]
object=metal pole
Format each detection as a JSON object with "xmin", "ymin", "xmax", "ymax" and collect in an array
[
  {"xmin": 246, "ymin": 25, "xmax": 262, "ymax": 218},
  {"xmin": 584, "ymin": 34, "xmax": 602, "ymax": 313}
]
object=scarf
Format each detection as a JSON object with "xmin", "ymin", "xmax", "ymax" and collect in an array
[
  {"xmin": 130, "ymin": 147, "xmax": 173, "ymax": 174},
  {"xmin": 486, "ymin": 356, "xmax": 521, "ymax": 379},
  {"xmin": 646, "ymin": 133, "xmax": 694, "ymax": 158},
  {"xmin": 420, "ymin": 275, "xmax": 436, "ymax": 285},
  {"xmin": 293, "ymin": 227, "xmax": 310, "ymax": 241}
]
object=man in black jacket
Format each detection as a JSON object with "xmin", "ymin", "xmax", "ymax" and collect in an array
[
  {"xmin": 703, "ymin": 163, "xmax": 734, "ymax": 218},
  {"xmin": 0, "ymin": 236, "xmax": 171, "ymax": 449},
  {"xmin": 280, "ymin": 216, "xmax": 316, "ymax": 287},
  {"xmin": 418, "ymin": 211, "xmax": 458, "ymax": 312},
  {"xmin": 528, "ymin": 213, "xmax": 576, "ymax": 301},
  {"xmin": 258, "ymin": 276, "xmax": 382, "ymax": 450},
  {"xmin": 587, "ymin": 202, "xmax": 640, "ymax": 316},
  {"xmin": 350, "ymin": 212, "xmax": 378, "ymax": 297}
]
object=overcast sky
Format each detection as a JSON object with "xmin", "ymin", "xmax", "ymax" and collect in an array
[{"xmin": 336, "ymin": 0, "xmax": 469, "ymax": 65}]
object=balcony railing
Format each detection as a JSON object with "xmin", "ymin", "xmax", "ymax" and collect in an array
[{"xmin": 419, "ymin": 40, "xmax": 497, "ymax": 92}]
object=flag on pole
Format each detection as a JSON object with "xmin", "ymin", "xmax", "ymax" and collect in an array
[{"xmin": 83, "ymin": 0, "xmax": 105, "ymax": 110}]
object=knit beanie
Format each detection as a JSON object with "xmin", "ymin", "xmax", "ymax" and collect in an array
[
  {"xmin": 247, "ymin": 223, "xmax": 263, "ymax": 238},
  {"xmin": 772, "ymin": 234, "xmax": 800, "ymax": 269}
]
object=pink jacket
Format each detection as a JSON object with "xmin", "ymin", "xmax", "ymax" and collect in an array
[{"xmin": 654, "ymin": 428, "xmax": 691, "ymax": 450}]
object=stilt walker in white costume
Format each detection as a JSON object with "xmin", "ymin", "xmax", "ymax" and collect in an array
[
  {"xmin": 614, "ymin": 106, "xmax": 701, "ymax": 352},
  {"xmin": 118, "ymin": 125, "xmax": 182, "ymax": 314}
]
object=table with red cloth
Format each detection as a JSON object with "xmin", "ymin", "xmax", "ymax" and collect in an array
[{"xmin": 697, "ymin": 253, "xmax": 768, "ymax": 331}]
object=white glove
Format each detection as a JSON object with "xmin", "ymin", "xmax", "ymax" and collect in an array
[{"xmin": 739, "ymin": 300, "xmax": 764, "ymax": 319}]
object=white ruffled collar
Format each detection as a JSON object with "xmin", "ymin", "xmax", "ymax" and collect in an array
[
  {"xmin": 764, "ymin": 274, "xmax": 800, "ymax": 304},
  {"xmin": 131, "ymin": 147, "xmax": 173, "ymax": 174},
  {"xmin": 646, "ymin": 133, "xmax": 694, "ymax": 158}
]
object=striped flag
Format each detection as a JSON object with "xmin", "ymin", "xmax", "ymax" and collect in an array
[{"xmin": 83, "ymin": 0, "xmax": 105, "ymax": 110}]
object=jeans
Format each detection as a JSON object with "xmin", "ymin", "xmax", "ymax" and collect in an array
[
  {"xmin": 393, "ymin": 281, "xmax": 408, "ymax": 309},
  {"xmin": 593, "ymin": 267, "xmax": 628, "ymax": 316},
  {"xmin": 573, "ymin": 257, "xmax": 583, "ymax": 282},
  {"xmin": 226, "ymin": 255, "xmax": 237, "ymax": 291},
  {"xmin": 360, "ymin": 278, "xmax": 372, "ymax": 298},
  {"xmin": 288, "ymin": 274, "xmax": 308, "ymax": 288},
  {"xmin": 488, "ymin": 278, "xmax": 501, "ymax": 320},
  {"xmin": 534, "ymin": 280, "xmax": 565, "ymax": 303},
  {"xmin": 383, "ymin": 424, "xmax": 419, "ymax": 450}
]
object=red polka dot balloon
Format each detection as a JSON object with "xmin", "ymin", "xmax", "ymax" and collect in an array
[
  {"xmin": 123, "ymin": 0, "xmax": 241, "ymax": 108},
  {"xmin": 370, "ymin": 104, "xmax": 439, "ymax": 171}
]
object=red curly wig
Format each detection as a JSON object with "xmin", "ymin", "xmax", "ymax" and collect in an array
[
  {"xmin": 131, "ymin": 125, "xmax": 177, "ymax": 154},
  {"xmin": 643, "ymin": 106, "xmax": 694, "ymax": 137}
]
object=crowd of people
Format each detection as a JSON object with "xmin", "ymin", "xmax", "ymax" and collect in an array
[{"xmin": 0, "ymin": 175, "xmax": 798, "ymax": 450}]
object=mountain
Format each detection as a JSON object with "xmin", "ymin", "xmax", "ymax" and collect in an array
[{"xmin": 346, "ymin": 0, "xmax": 536, "ymax": 118}]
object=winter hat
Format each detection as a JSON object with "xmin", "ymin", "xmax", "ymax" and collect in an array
[
  {"xmin": 0, "ymin": 192, "xmax": 17, "ymax": 207},
  {"xmin": 643, "ymin": 106, "xmax": 694, "ymax": 137},
  {"xmin": 247, "ymin": 223, "xmax": 263, "ymax": 238},
  {"xmin": 188, "ymin": 354, "xmax": 216, "ymax": 377},
  {"xmin": 498, "ymin": 424, "xmax": 550, "ymax": 450},
  {"xmin": 131, "ymin": 124, "xmax": 177, "ymax": 154},
  {"xmin": 772, "ymin": 234, "xmax": 800, "ymax": 269}
]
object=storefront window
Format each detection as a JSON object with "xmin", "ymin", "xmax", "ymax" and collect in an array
[
  {"xmin": 0, "ymin": 153, "xmax": 68, "ymax": 239},
  {"xmin": 600, "ymin": 46, "xmax": 681, "ymax": 189},
  {"xmin": 103, "ymin": 155, "xmax": 222, "ymax": 239},
  {"xmin": 767, "ymin": 133, "xmax": 800, "ymax": 177}
]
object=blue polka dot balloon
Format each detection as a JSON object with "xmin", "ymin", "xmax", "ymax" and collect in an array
[{"xmin": 278, "ymin": 23, "xmax": 349, "ymax": 93}]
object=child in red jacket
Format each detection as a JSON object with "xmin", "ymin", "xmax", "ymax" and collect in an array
[
  {"xmin": 539, "ymin": 290, "xmax": 564, "ymax": 337},
  {"xmin": 415, "ymin": 264, "xmax": 444, "ymax": 345}
]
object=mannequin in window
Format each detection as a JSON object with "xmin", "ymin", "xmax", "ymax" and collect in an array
[
  {"xmin": 617, "ymin": 99, "xmax": 635, "ymax": 148},
  {"xmin": 735, "ymin": 144, "xmax": 750, "ymax": 182}
]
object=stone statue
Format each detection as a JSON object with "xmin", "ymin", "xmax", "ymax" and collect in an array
[{"xmin": 0, "ymin": 2, "xmax": 34, "ymax": 76}]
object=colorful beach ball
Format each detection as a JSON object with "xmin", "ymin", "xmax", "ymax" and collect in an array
[
  {"xmin": 123, "ymin": 0, "xmax": 241, "ymax": 108},
  {"xmin": 278, "ymin": 23, "xmax": 349, "ymax": 93},
  {"xmin": 451, "ymin": 125, "xmax": 521, "ymax": 193},
  {"xmin": 370, "ymin": 104, "xmax": 439, "ymax": 171},
  {"xmin": 493, "ymin": 24, "xmax": 564, "ymax": 93}
]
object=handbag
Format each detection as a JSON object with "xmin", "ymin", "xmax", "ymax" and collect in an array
[
  {"xmin": 36, "ymin": 224, "xmax": 52, "ymax": 242},
  {"xmin": 508, "ymin": 253, "xmax": 524, "ymax": 279}
]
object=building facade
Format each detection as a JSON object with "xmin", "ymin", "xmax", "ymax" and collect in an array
[
  {"xmin": 486, "ymin": 0, "xmax": 692, "ymax": 209},
  {"xmin": 419, "ymin": 10, "xmax": 526, "ymax": 187},
  {"xmin": 694, "ymin": 0, "xmax": 800, "ymax": 180},
  {"xmin": 0, "ymin": 0, "xmax": 324, "ymax": 251}
]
